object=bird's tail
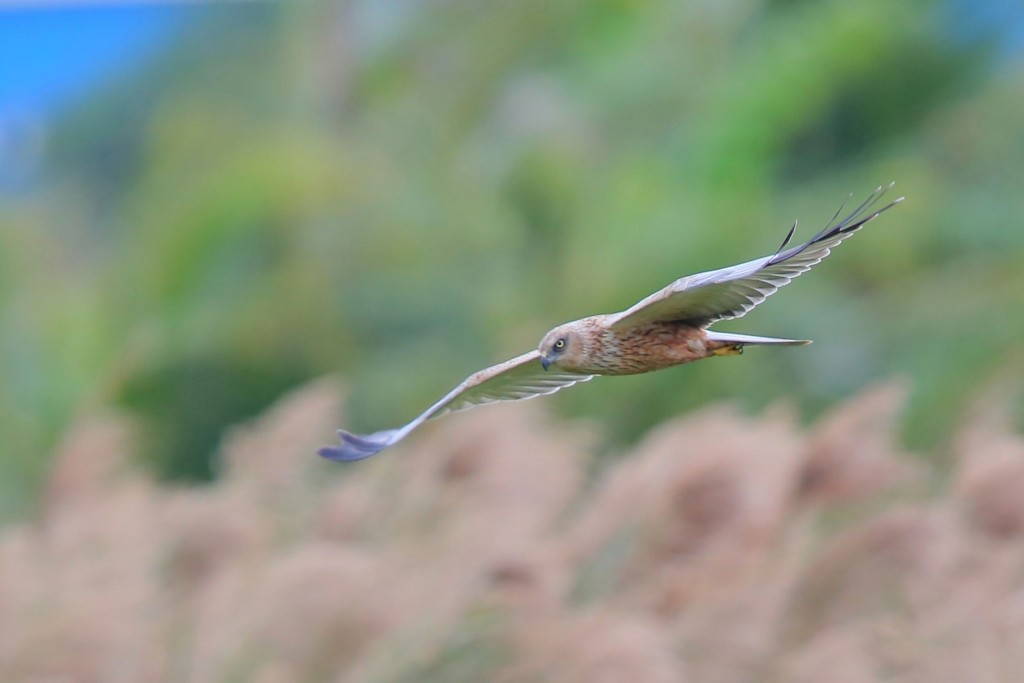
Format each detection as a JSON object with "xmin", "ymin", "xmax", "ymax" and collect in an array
[{"xmin": 705, "ymin": 330, "xmax": 811, "ymax": 347}]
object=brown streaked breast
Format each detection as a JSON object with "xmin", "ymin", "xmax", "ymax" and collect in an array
[{"xmin": 595, "ymin": 322, "xmax": 712, "ymax": 376}]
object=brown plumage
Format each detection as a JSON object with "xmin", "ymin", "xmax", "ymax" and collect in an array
[
  {"xmin": 321, "ymin": 185, "xmax": 902, "ymax": 461},
  {"xmin": 538, "ymin": 318, "xmax": 741, "ymax": 376}
]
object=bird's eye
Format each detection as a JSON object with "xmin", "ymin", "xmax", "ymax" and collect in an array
[{"xmin": 553, "ymin": 337, "xmax": 566, "ymax": 351}]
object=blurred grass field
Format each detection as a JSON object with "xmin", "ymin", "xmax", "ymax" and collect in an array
[{"xmin": 4, "ymin": 378, "xmax": 1024, "ymax": 681}]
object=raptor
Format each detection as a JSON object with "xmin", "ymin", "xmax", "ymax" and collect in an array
[{"xmin": 320, "ymin": 184, "xmax": 902, "ymax": 461}]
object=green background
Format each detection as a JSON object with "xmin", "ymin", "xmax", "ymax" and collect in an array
[{"xmin": 2, "ymin": 0, "xmax": 1022, "ymax": 520}]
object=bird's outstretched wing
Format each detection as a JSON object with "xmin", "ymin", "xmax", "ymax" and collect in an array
[
  {"xmin": 318, "ymin": 350, "xmax": 593, "ymax": 461},
  {"xmin": 607, "ymin": 184, "xmax": 903, "ymax": 330}
]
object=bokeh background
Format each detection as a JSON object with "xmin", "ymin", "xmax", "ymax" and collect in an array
[{"xmin": 2, "ymin": 1, "xmax": 1024, "ymax": 680}]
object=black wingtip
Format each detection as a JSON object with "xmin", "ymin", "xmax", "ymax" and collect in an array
[
  {"xmin": 768, "ymin": 183, "xmax": 900, "ymax": 266},
  {"xmin": 317, "ymin": 445, "xmax": 379, "ymax": 462},
  {"xmin": 775, "ymin": 219, "xmax": 798, "ymax": 255},
  {"xmin": 317, "ymin": 429, "xmax": 396, "ymax": 462}
]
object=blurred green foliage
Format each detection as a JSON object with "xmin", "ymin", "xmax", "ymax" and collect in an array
[{"xmin": 1, "ymin": 0, "xmax": 1023, "ymax": 522}]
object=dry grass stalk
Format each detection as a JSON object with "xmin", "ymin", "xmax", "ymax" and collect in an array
[{"xmin": 1, "ymin": 378, "xmax": 1023, "ymax": 681}]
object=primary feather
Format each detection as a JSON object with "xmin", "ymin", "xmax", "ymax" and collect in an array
[{"xmin": 607, "ymin": 184, "xmax": 903, "ymax": 329}]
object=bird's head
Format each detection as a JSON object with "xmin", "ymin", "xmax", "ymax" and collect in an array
[{"xmin": 538, "ymin": 323, "xmax": 585, "ymax": 372}]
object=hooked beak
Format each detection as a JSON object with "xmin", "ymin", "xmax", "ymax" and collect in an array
[{"xmin": 540, "ymin": 355, "xmax": 552, "ymax": 371}]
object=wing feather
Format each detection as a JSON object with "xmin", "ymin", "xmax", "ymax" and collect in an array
[
  {"xmin": 434, "ymin": 350, "xmax": 593, "ymax": 416},
  {"xmin": 318, "ymin": 350, "xmax": 593, "ymax": 461},
  {"xmin": 608, "ymin": 184, "xmax": 903, "ymax": 330}
]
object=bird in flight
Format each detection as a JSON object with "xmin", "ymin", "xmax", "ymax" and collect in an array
[{"xmin": 320, "ymin": 184, "xmax": 902, "ymax": 462}]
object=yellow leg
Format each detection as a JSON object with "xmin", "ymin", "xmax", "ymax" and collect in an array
[{"xmin": 712, "ymin": 344, "xmax": 744, "ymax": 357}]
